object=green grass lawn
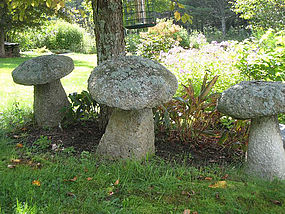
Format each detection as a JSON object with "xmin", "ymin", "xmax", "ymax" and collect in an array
[
  {"xmin": 1, "ymin": 53, "xmax": 285, "ymax": 213},
  {"xmin": 0, "ymin": 53, "xmax": 96, "ymax": 111},
  {"xmin": 0, "ymin": 137, "xmax": 285, "ymax": 213}
]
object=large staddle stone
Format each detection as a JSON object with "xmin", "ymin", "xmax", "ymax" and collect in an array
[
  {"xmin": 217, "ymin": 81, "xmax": 285, "ymax": 180},
  {"xmin": 88, "ymin": 55, "xmax": 178, "ymax": 159},
  {"xmin": 12, "ymin": 55, "xmax": 74, "ymax": 127}
]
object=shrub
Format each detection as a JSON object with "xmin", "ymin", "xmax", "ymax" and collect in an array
[
  {"xmin": 136, "ymin": 19, "xmax": 190, "ymax": 60},
  {"xmin": 160, "ymin": 41, "xmax": 244, "ymax": 96},
  {"xmin": 235, "ymin": 29, "xmax": 285, "ymax": 81},
  {"xmin": 188, "ymin": 30, "xmax": 208, "ymax": 49},
  {"xmin": 8, "ymin": 20, "xmax": 96, "ymax": 54}
]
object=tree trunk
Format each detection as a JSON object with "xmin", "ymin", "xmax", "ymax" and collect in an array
[
  {"xmin": 91, "ymin": 0, "xmax": 126, "ymax": 131},
  {"xmin": 0, "ymin": 26, "xmax": 5, "ymax": 58}
]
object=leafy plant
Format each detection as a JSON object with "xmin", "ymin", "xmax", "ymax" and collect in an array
[
  {"xmin": 155, "ymin": 73, "xmax": 220, "ymax": 142},
  {"xmin": 62, "ymin": 90, "xmax": 99, "ymax": 124},
  {"xmin": 235, "ymin": 29, "xmax": 285, "ymax": 81},
  {"xmin": 33, "ymin": 136, "xmax": 51, "ymax": 151},
  {"xmin": 136, "ymin": 19, "xmax": 189, "ymax": 60}
]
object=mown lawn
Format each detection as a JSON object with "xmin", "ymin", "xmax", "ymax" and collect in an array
[
  {"xmin": 1, "ymin": 136, "xmax": 285, "ymax": 214},
  {"xmin": 0, "ymin": 53, "xmax": 285, "ymax": 213}
]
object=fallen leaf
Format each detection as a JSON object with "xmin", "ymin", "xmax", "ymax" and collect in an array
[
  {"xmin": 11, "ymin": 159, "xmax": 21, "ymax": 163},
  {"xmin": 183, "ymin": 209, "xmax": 191, "ymax": 214},
  {"xmin": 67, "ymin": 192, "xmax": 76, "ymax": 197},
  {"xmin": 21, "ymin": 127, "xmax": 27, "ymax": 131},
  {"xmin": 221, "ymin": 174, "xmax": 229, "ymax": 180},
  {"xmin": 270, "ymin": 200, "xmax": 282, "ymax": 206},
  {"xmin": 32, "ymin": 180, "xmax": 41, "ymax": 186},
  {"xmin": 16, "ymin": 143, "xmax": 23, "ymax": 148},
  {"xmin": 70, "ymin": 176, "xmax": 77, "ymax": 182},
  {"xmin": 87, "ymin": 177, "xmax": 93, "ymax": 181},
  {"xmin": 7, "ymin": 164, "xmax": 16, "ymax": 169},
  {"xmin": 209, "ymin": 181, "xmax": 227, "ymax": 189},
  {"xmin": 205, "ymin": 177, "xmax": 213, "ymax": 181},
  {"xmin": 84, "ymin": 168, "xmax": 88, "ymax": 172},
  {"xmin": 28, "ymin": 161, "xmax": 33, "ymax": 165},
  {"xmin": 114, "ymin": 179, "xmax": 119, "ymax": 185},
  {"xmin": 64, "ymin": 176, "xmax": 77, "ymax": 182}
]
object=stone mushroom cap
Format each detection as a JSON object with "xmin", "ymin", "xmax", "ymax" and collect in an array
[
  {"xmin": 12, "ymin": 54, "xmax": 74, "ymax": 85},
  {"xmin": 217, "ymin": 81, "xmax": 285, "ymax": 119},
  {"xmin": 88, "ymin": 55, "xmax": 178, "ymax": 110}
]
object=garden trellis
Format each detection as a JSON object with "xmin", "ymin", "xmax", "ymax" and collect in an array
[{"xmin": 123, "ymin": 0, "xmax": 156, "ymax": 29}]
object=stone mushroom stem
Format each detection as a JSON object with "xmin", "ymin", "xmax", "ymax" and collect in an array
[
  {"xmin": 96, "ymin": 108, "xmax": 155, "ymax": 159},
  {"xmin": 247, "ymin": 115, "xmax": 285, "ymax": 180},
  {"xmin": 34, "ymin": 79, "xmax": 69, "ymax": 127}
]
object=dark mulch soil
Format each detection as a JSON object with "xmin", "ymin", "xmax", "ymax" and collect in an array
[{"xmin": 10, "ymin": 120, "xmax": 245, "ymax": 166}]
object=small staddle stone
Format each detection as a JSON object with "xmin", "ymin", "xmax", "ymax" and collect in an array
[
  {"xmin": 88, "ymin": 55, "xmax": 178, "ymax": 160},
  {"xmin": 217, "ymin": 81, "xmax": 285, "ymax": 180},
  {"xmin": 12, "ymin": 54, "xmax": 74, "ymax": 127}
]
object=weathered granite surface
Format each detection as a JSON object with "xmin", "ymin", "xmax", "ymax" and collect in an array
[
  {"xmin": 34, "ymin": 80, "xmax": 70, "ymax": 127},
  {"xmin": 12, "ymin": 54, "xmax": 74, "ymax": 85},
  {"xmin": 217, "ymin": 81, "xmax": 285, "ymax": 119},
  {"xmin": 96, "ymin": 108, "xmax": 155, "ymax": 159},
  {"xmin": 247, "ymin": 116, "xmax": 285, "ymax": 180},
  {"xmin": 280, "ymin": 124, "xmax": 285, "ymax": 148},
  {"xmin": 88, "ymin": 55, "xmax": 178, "ymax": 110}
]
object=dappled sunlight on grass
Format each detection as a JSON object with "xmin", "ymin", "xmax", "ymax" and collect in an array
[{"xmin": 0, "ymin": 52, "xmax": 97, "ymax": 111}]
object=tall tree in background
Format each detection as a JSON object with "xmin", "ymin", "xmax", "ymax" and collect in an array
[
  {"xmin": 178, "ymin": 0, "xmax": 239, "ymax": 36},
  {"xmin": 233, "ymin": 0, "xmax": 285, "ymax": 30},
  {"xmin": 0, "ymin": 0, "xmax": 65, "ymax": 57}
]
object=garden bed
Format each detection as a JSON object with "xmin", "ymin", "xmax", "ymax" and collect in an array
[{"xmin": 10, "ymin": 120, "xmax": 245, "ymax": 166}]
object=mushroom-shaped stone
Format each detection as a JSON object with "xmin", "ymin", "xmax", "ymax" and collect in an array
[
  {"xmin": 12, "ymin": 55, "xmax": 74, "ymax": 127},
  {"xmin": 217, "ymin": 81, "xmax": 285, "ymax": 180},
  {"xmin": 88, "ymin": 55, "xmax": 177, "ymax": 159}
]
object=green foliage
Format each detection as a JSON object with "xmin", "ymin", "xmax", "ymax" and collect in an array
[
  {"xmin": 9, "ymin": 20, "xmax": 96, "ymax": 53},
  {"xmin": 235, "ymin": 29, "xmax": 285, "ymax": 81},
  {"xmin": 32, "ymin": 136, "xmax": 51, "ymax": 152},
  {"xmin": 155, "ymin": 73, "xmax": 221, "ymax": 141},
  {"xmin": 136, "ymin": 19, "xmax": 190, "ymax": 60},
  {"xmin": 0, "ymin": 102, "xmax": 33, "ymax": 133},
  {"xmin": 233, "ymin": 0, "xmax": 285, "ymax": 31},
  {"xmin": 125, "ymin": 33, "xmax": 141, "ymax": 54},
  {"xmin": 188, "ymin": 30, "xmax": 208, "ymax": 49},
  {"xmin": 62, "ymin": 90, "xmax": 99, "ymax": 124},
  {"xmin": 161, "ymin": 41, "xmax": 243, "ymax": 95}
]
